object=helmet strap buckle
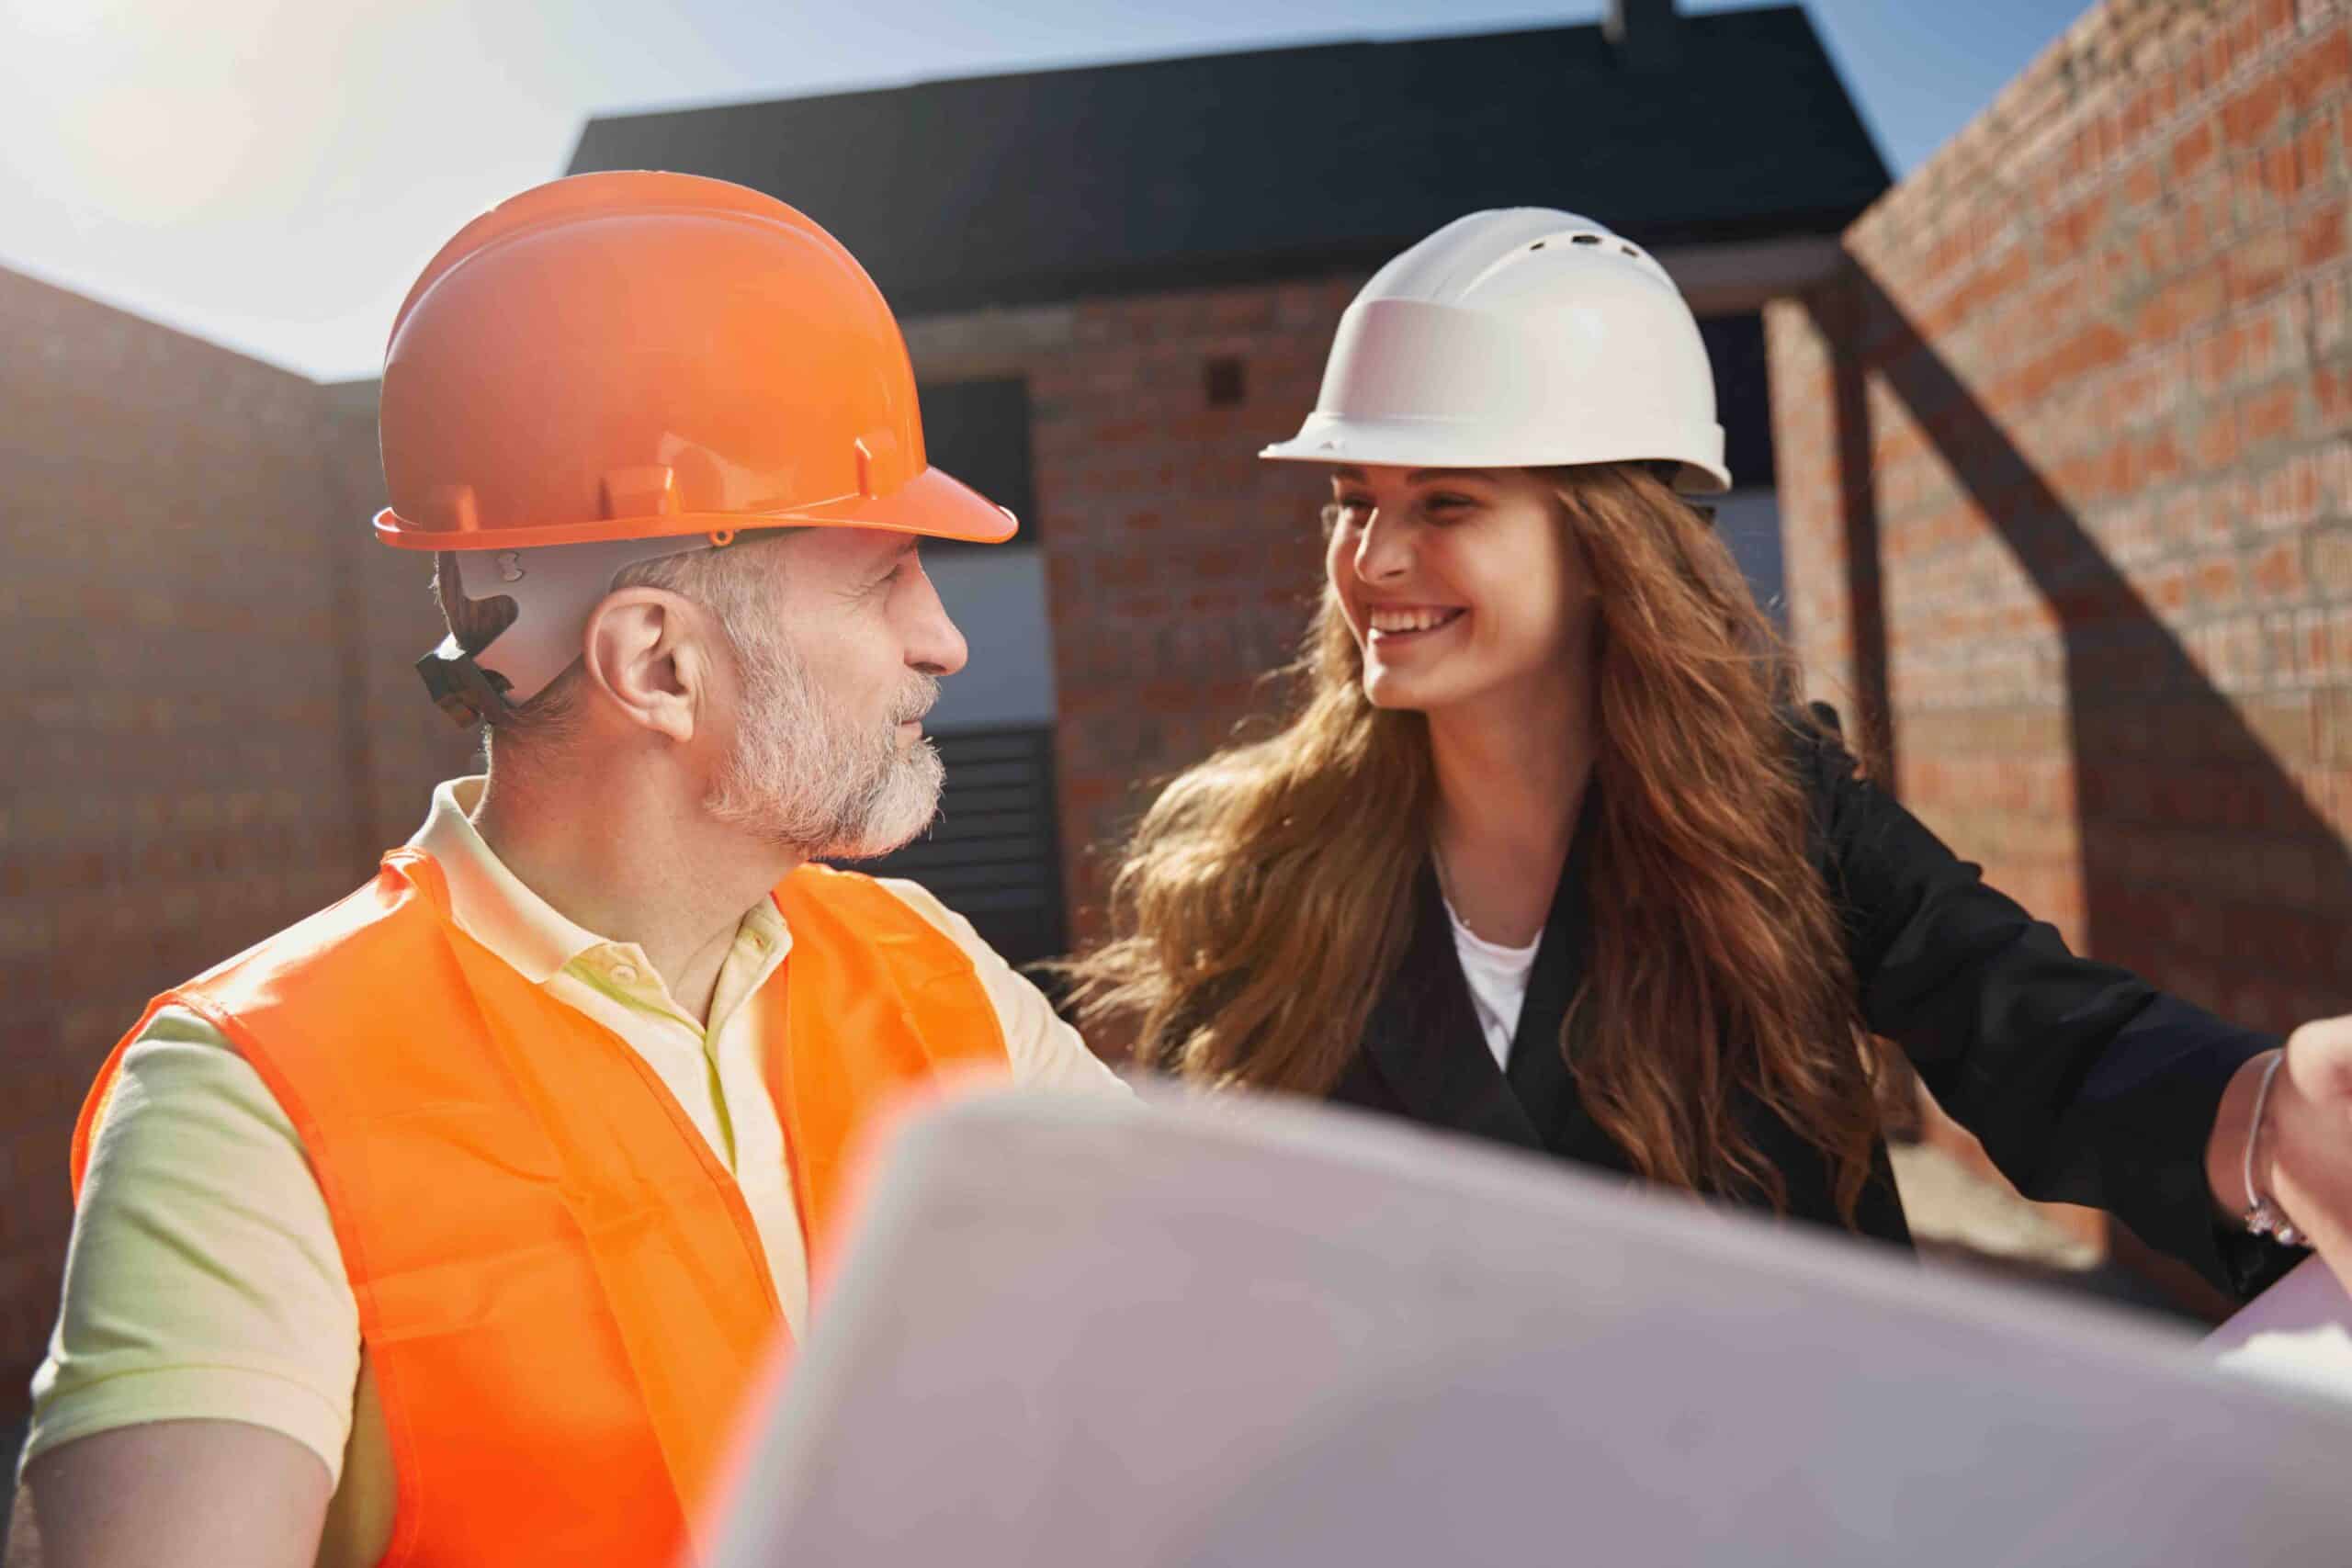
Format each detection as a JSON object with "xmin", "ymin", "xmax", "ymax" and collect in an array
[{"xmin": 415, "ymin": 634, "xmax": 519, "ymax": 729}]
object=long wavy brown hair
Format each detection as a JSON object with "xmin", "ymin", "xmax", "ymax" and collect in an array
[{"xmin": 1062, "ymin": 462, "xmax": 1890, "ymax": 1219}]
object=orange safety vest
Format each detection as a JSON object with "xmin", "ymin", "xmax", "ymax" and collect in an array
[{"xmin": 70, "ymin": 848, "xmax": 1011, "ymax": 1567}]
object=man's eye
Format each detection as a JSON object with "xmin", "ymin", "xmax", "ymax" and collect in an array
[{"xmin": 1331, "ymin": 496, "xmax": 1374, "ymax": 518}]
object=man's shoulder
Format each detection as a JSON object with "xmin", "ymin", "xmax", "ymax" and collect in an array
[
  {"xmin": 863, "ymin": 874, "xmax": 983, "ymax": 943},
  {"xmin": 175, "ymin": 860, "xmax": 445, "ymax": 1025},
  {"xmin": 784, "ymin": 865, "xmax": 991, "ymax": 954},
  {"xmin": 96, "ymin": 1005, "xmax": 302, "ymax": 1142},
  {"xmin": 788, "ymin": 872, "xmax": 1126, "ymax": 1095}
]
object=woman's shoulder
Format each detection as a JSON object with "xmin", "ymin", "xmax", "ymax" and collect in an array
[{"xmin": 1772, "ymin": 702, "xmax": 1864, "ymax": 801}]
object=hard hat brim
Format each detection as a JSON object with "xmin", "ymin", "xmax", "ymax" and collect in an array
[
  {"xmin": 777, "ymin": 463, "xmax": 1022, "ymax": 544},
  {"xmin": 376, "ymin": 463, "xmax": 1020, "ymax": 552},
  {"xmin": 1260, "ymin": 419, "xmax": 1732, "ymax": 494}
]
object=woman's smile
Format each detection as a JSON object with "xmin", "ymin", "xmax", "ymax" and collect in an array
[{"xmin": 1364, "ymin": 604, "xmax": 1468, "ymax": 646}]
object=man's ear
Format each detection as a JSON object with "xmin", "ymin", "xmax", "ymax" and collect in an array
[{"xmin": 581, "ymin": 588, "xmax": 716, "ymax": 744}]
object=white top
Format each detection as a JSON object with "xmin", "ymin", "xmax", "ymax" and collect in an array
[{"xmin": 1440, "ymin": 894, "xmax": 1541, "ymax": 1071}]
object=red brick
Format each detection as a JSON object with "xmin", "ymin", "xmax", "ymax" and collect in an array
[
  {"xmin": 2253, "ymin": 537, "xmax": 2309, "ymax": 600},
  {"xmin": 2140, "ymin": 428, "xmax": 2188, "ymax": 487},
  {"xmin": 2195, "ymin": 405, "xmax": 2243, "ymax": 468},
  {"xmin": 2194, "ymin": 322, "xmax": 2245, "ymax": 391},
  {"xmin": 2196, "ymin": 555, "xmax": 2246, "ymax": 607},
  {"xmin": 2256, "ymin": 0, "xmax": 2297, "ymax": 50},
  {"xmin": 2174, "ymin": 118, "xmax": 2219, "ymax": 182},
  {"xmin": 2313, "ymin": 364, "xmax": 2352, "ymax": 430},
  {"xmin": 2228, "ymin": 229, "xmax": 2297, "ymax": 307},
  {"xmin": 2315, "ymin": 526, "xmax": 2352, "ymax": 592},
  {"xmin": 2263, "ymin": 142, "xmax": 2302, "ymax": 199},
  {"xmin": 2049, "ymin": 191, "xmax": 2110, "ymax": 265},
  {"xmin": 2301, "ymin": 110, "xmax": 2340, "ymax": 191},
  {"xmin": 2298, "ymin": 198, "xmax": 2350, "ymax": 269},
  {"xmin": 2244, "ymin": 381, "xmax": 2300, "ymax": 446},
  {"xmin": 2223, "ymin": 75, "xmax": 2289, "ymax": 152},
  {"xmin": 2291, "ymin": 25, "xmax": 2352, "ymax": 112},
  {"xmin": 2137, "ymin": 267, "xmax": 2228, "ymax": 342}
]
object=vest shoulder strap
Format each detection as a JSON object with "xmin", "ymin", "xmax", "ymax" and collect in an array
[{"xmin": 764, "ymin": 863, "xmax": 1012, "ymax": 1270}]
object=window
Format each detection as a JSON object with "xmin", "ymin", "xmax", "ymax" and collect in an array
[
  {"xmin": 1696, "ymin": 312, "xmax": 1775, "ymax": 491},
  {"xmin": 916, "ymin": 377, "xmax": 1036, "ymax": 546}
]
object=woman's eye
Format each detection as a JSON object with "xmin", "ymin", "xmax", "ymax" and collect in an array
[{"xmin": 1422, "ymin": 493, "xmax": 1476, "ymax": 521}]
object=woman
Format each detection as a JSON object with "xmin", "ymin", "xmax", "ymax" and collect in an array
[{"xmin": 1068, "ymin": 209, "xmax": 2352, "ymax": 1296}]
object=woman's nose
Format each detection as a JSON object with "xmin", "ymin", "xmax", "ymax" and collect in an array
[{"xmin": 1352, "ymin": 512, "xmax": 1412, "ymax": 581}]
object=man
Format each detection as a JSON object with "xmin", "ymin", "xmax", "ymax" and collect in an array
[{"xmin": 10, "ymin": 172, "xmax": 1124, "ymax": 1568}]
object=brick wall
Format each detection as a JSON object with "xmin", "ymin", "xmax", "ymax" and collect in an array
[
  {"xmin": 318, "ymin": 380, "xmax": 479, "ymax": 856},
  {"xmin": 0, "ymin": 277, "xmax": 448, "ymax": 1417},
  {"xmin": 905, "ymin": 277, "xmax": 1358, "ymax": 939},
  {"xmin": 1770, "ymin": 0, "xmax": 2352, "ymax": 1290}
]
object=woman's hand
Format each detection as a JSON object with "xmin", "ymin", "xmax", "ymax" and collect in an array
[{"xmin": 2208, "ymin": 1016, "xmax": 2352, "ymax": 1290}]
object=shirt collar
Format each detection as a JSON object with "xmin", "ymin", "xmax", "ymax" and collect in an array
[
  {"xmin": 408, "ymin": 778, "xmax": 798, "ymax": 999},
  {"xmin": 409, "ymin": 776, "xmax": 619, "ymax": 985}
]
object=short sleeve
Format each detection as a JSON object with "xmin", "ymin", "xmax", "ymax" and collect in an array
[
  {"xmin": 23, "ymin": 1008, "xmax": 362, "ymax": 1484},
  {"xmin": 872, "ymin": 879, "xmax": 1131, "ymax": 1096}
]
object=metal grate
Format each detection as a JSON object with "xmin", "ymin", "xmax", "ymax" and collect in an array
[{"xmin": 831, "ymin": 725, "xmax": 1069, "ymax": 967}]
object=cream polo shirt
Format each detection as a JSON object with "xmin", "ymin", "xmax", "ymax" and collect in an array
[{"xmin": 24, "ymin": 778, "xmax": 1125, "ymax": 1566}]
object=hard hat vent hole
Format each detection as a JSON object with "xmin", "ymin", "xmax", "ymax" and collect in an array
[
  {"xmin": 1620, "ymin": 243, "xmax": 1640, "ymax": 257},
  {"xmin": 1571, "ymin": 233, "xmax": 1602, "ymax": 246},
  {"xmin": 1529, "ymin": 241, "xmax": 1546, "ymax": 251}
]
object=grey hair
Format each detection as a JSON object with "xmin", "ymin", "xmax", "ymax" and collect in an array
[{"xmin": 430, "ymin": 528, "xmax": 795, "ymax": 759}]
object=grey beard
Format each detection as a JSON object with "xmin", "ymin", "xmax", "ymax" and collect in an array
[{"xmin": 705, "ymin": 623, "xmax": 944, "ymax": 860}]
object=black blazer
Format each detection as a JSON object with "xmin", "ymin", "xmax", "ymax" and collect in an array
[{"xmin": 1327, "ymin": 726, "xmax": 2300, "ymax": 1298}]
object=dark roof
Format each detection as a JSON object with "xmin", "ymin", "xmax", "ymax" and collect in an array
[{"xmin": 568, "ymin": 6, "xmax": 1889, "ymax": 319}]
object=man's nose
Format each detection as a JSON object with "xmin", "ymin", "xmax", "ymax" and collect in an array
[{"xmin": 906, "ymin": 568, "xmax": 968, "ymax": 677}]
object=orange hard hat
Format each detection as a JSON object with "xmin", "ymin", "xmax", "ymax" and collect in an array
[{"xmin": 375, "ymin": 171, "xmax": 1014, "ymax": 552}]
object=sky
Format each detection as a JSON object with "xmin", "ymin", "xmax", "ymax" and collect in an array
[{"xmin": 0, "ymin": 0, "xmax": 2081, "ymax": 381}]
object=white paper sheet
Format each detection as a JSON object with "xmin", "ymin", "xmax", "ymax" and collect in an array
[
  {"xmin": 2210, "ymin": 1255, "xmax": 2352, "ymax": 1403},
  {"xmin": 710, "ymin": 1089, "xmax": 2352, "ymax": 1567}
]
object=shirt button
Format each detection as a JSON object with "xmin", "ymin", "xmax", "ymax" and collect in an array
[{"xmin": 612, "ymin": 964, "xmax": 639, "ymax": 984}]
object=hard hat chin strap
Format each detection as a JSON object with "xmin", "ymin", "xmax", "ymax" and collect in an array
[
  {"xmin": 417, "ymin": 633, "xmax": 522, "ymax": 729},
  {"xmin": 415, "ymin": 536, "xmax": 722, "ymax": 729}
]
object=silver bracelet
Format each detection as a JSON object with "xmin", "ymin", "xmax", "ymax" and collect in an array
[{"xmin": 2241, "ymin": 1050, "xmax": 2304, "ymax": 1248}]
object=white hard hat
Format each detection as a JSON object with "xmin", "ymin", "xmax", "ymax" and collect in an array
[{"xmin": 1262, "ymin": 209, "xmax": 1732, "ymax": 493}]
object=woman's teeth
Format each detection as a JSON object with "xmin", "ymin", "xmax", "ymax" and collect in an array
[{"xmin": 1367, "ymin": 607, "xmax": 1464, "ymax": 635}]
